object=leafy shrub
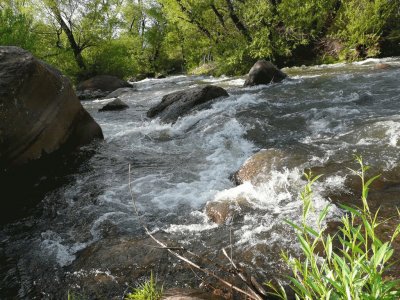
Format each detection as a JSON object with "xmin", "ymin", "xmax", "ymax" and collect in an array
[
  {"xmin": 267, "ymin": 156, "xmax": 400, "ymax": 299},
  {"xmin": 332, "ymin": 0, "xmax": 397, "ymax": 60},
  {"xmin": 84, "ymin": 37, "xmax": 139, "ymax": 80},
  {"xmin": 0, "ymin": 7, "xmax": 37, "ymax": 51}
]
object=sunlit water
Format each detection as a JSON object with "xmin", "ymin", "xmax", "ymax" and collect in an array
[{"xmin": 1, "ymin": 58, "xmax": 400, "ymax": 298}]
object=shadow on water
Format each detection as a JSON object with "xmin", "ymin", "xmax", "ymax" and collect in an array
[{"xmin": 0, "ymin": 143, "xmax": 101, "ymax": 225}]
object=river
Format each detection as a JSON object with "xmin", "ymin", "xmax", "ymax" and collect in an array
[{"xmin": 1, "ymin": 58, "xmax": 400, "ymax": 299}]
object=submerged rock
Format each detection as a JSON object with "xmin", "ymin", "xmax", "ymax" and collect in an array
[
  {"xmin": 76, "ymin": 75, "xmax": 132, "ymax": 100},
  {"xmin": 147, "ymin": 85, "xmax": 229, "ymax": 123},
  {"xmin": 76, "ymin": 89, "xmax": 109, "ymax": 100},
  {"xmin": 98, "ymin": 98, "xmax": 129, "ymax": 112},
  {"xmin": 374, "ymin": 63, "xmax": 393, "ymax": 70},
  {"xmin": 105, "ymin": 87, "xmax": 136, "ymax": 98},
  {"xmin": 354, "ymin": 93, "xmax": 374, "ymax": 105},
  {"xmin": 69, "ymin": 235, "xmax": 228, "ymax": 299},
  {"xmin": 310, "ymin": 162, "xmax": 400, "ymax": 215},
  {"xmin": 0, "ymin": 46, "xmax": 103, "ymax": 170},
  {"xmin": 244, "ymin": 60, "xmax": 287, "ymax": 87},
  {"xmin": 205, "ymin": 196, "xmax": 251, "ymax": 224}
]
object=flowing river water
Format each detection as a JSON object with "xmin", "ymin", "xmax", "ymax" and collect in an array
[{"xmin": 1, "ymin": 58, "xmax": 400, "ymax": 299}]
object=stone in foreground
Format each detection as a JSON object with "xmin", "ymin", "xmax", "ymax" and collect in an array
[
  {"xmin": 0, "ymin": 46, "xmax": 103, "ymax": 169},
  {"xmin": 244, "ymin": 60, "xmax": 287, "ymax": 87},
  {"xmin": 147, "ymin": 85, "xmax": 229, "ymax": 123}
]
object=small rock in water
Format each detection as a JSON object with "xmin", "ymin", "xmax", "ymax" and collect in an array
[
  {"xmin": 105, "ymin": 87, "xmax": 136, "ymax": 98},
  {"xmin": 205, "ymin": 197, "xmax": 251, "ymax": 224},
  {"xmin": 374, "ymin": 63, "xmax": 392, "ymax": 70},
  {"xmin": 98, "ymin": 98, "xmax": 129, "ymax": 112}
]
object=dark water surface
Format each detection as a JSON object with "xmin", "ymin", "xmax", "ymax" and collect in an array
[{"xmin": 1, "ymin": 58, "xmax": 400, "ymax": 298}]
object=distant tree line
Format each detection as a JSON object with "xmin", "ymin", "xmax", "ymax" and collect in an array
[{"xmin": 1, "ymin": 0, "xmax": 399, "ymax": 81}]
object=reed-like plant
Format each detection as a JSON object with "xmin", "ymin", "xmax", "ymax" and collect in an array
[
  {"xmin": 125, "ymin": 272, "xmax": 163, "ymax": 300},
  {"xmin": 267, "ymin": 156, "xmax": 400, "ymax": 299}
]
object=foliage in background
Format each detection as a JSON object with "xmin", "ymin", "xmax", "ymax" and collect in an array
[
  {"xmin": 1, "ymin": 0, "xmax": 400, "ymax": 81},
  {"xmin": 330, "ymin": 0, "xmax": 399, "ymax": 60},
  {"xmin": 0, "ymin": 5, "xmax": 38, "ymax": 52},
  {"xmin": 267, "ymin": 156, "xmax": 400, "ymax": 299},
  {"xmin": 125, "ymin": 272, "xmax": 163, "ymax": 300}
]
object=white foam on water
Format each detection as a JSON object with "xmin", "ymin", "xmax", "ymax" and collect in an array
[
  {"xmin": 303, "ymin": 107, "xmax": 360, "ymax": 139},
  {"xmin": 200, "ymin": 75, "xmax": 229, "ymax": 83},
  {"xmin": 40, "ymin": 230, "xmax": 87, "ymax": 267},
  {"xmin": 100, "ymin": 93, "xmax": 267, "ymax": 210},
  {"xmin": 90, "ymin": 212, "xmax": 128, "ymax": 240},
  {"xmin": 384, "ymin": 121, "xmax": 400, "ymax": 147},
  {"xmin": 145, "ymin": 117, "xmax": 255, "ymax": 209},
  {"xmin": 223, "ymin": 78, "xmax": 246, "ymax": 86},
  {"xmin": 69, "ymin": 269, "xmax": 117, "ymax": 282},
  {"xmin": 166, "ymin": 222, "xmax": 219, "ymax": 234},
  {"xmin": 107, "ymin": 119, "xmax": 172, "ymax": 140},
  {"xmin": 353, "ymin": 58, "xmax": 388, "ymax": 65},
  {"xmin": 353, "ymin": 119, "xmax": 400, "ymax": 148},
  {"xmin": 201, "ymin": 166, "xmax": 342, "ymax": 250},
  {"xmin": 291, "ymin": 74, "xmax": 322, "ymax": 79},
  {"xmin": 92, "ymin": 98, "xmax": 118, "ymax": 104},
  {"xmin": 284, "ymin": 62, "xmax": 347, "ymax": 72}
]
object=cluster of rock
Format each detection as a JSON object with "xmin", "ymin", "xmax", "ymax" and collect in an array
[
  {"xmin": 145, "ymin": 59, "xmax": 287, "ymax": 123},
  {"xmin": 74, "ymin": 59, "xmax": 287, "ymax": 121},
  {"xmin": 0, "ymin": 46, "xmax": 288, "ymax": 223}
]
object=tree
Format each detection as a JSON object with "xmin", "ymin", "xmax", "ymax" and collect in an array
[
  {"xmin": 0, "ymin": 0, "xmax": 38, "ymax": 51},
  {"xmin": 39, "ymin": 0, "xmax": 122, "ymax": 72}
]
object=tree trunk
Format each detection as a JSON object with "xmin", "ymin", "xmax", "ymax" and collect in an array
[
  {"xmin": 210, "ymin": 4, "xmax": 226, "ymax": 29},
  {"xmin": 51, "ymin": 7, "xmax": 86, "ymax": 70},
  {"xmin": 225, "ymin": 0, "xmax": 252, "ymax": 42}
]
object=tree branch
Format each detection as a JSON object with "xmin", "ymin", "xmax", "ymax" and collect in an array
[{"xmin": 128, "ymin": 164, "xmax": 263, "ymax": 300}]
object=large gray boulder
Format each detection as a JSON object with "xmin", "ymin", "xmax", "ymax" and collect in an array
[
  {"xmin": 147, "ymin": 85, "xmax": 229, "ymax": 123},
  {"xmin": 76, "ymin": 75, "xmax": 132, "ymax": 100},
  {"xmin": 244, "ymin": 60, "xmax": 287, "ymax": 87},
  {"xmin": 0, "ymin": 46, "xmax": 103, "ymax": 170}
]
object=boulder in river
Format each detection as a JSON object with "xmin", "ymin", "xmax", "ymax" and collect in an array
[
  {"xmin": 147, "ymin": 85, "xmax": 229, "ymax": 123},
  {"xmin": 76, "ymin": 75, "xmax": 132, "ymax": 100},
  {"xmin": 232, "ymin": 148, "xmax": 306, "ymax": 186},
  {"xmin": 98, "ymin": 98, "xmax": 129, "ymax": 112},
  {"xmin": 244, "ymin": 60, "xmax": 287, "ymax": 87},
  {"xmin": 0, "ymin": 46, "xmax": 103, "ymax": 170}
]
